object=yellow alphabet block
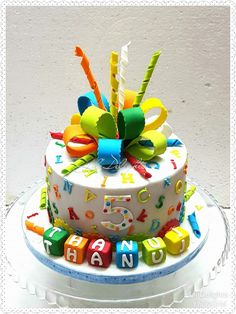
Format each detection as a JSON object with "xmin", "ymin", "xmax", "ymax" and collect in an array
[{"xmin": 163, "ymin": 226, "xmax": 190, "ymax": 255}]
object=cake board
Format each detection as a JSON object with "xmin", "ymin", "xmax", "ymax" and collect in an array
[{"xmin": 6, "ymin": 179, "xmax": 230, "ymax": 308}]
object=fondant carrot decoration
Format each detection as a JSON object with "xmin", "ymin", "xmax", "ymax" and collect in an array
[
  {"xmin": 75, "ymin": 46, "xmax": 106, "ymax": 111},
  {"xmin": 125, "ymin": 152, "xmax": 152, "ymax": 179}
]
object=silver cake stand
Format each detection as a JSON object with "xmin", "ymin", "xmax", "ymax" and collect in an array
[{"xmin": 6, "ymin": 179, "xmax": 230, "ymax": 308}]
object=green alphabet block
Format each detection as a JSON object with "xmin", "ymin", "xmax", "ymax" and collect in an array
[
  {"xmin": 43, "ymin": 226, "xmax": 69, "ymax": 256},
  {"xmin": 142, "ymin": 237, "xmax": 166, "ymax": 266}
]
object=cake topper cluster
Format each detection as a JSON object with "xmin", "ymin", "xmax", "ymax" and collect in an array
[{"xmin": 59, "ymin": 44, "xmax": 170, "ymax": 178}]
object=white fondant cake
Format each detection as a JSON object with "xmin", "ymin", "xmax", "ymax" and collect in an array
[
  {"xmin": 45, "ymin": 133, "xmax": 187, "ymax": 240},
  {"xmin": 21, "ymin": 45, "xmax": 209, "ymax": 279}
]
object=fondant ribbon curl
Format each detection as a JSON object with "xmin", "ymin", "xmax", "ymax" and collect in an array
[{"xmin": 63, "ymin": 92, "xmax": 169, "ymax": 169}]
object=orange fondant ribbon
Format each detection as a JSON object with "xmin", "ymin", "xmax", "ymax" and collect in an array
[{"xmin": 63, "ymin": 124, "xmax": 97, "ymax": 158}]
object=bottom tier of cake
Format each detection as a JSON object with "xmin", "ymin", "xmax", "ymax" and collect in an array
[{"xmin": 22, "ymin": 181, "xmax": 209, "ymax": 284}]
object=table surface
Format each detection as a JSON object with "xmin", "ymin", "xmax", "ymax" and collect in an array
[{"xmin": 5, "ymin": 5, "xmax": 231, "ymax": 309}]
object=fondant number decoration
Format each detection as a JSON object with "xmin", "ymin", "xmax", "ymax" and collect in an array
[{"xmin": 101, "ymin": 195, "xmax": 133, "ymax": 231}]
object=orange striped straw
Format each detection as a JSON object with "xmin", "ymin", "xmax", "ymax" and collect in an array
[{"xmin": 75, "ymin": 46, "xmax": 106, "ymax": 111}]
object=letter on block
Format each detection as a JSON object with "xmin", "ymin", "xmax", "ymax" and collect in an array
[
  {"xmin": 163, "ymin": 226, "xmax": 190, "ymax": 255},
  {"xmin": 43, "ymin": 227, "xmax": 69, "ymax": 256},
  {"xmin": 116, "ymin": 240, "xmax": 139, "ymax": 269},
  {"xmin": 142, "ymin": 237, "xmax": 166, "ymax": 266},
  {"xmin": 87, "ymin": 238, "xmax": 112, "ymax": 268},
  {"xmin": 64, "ymin": 234, "xmax": 89, "ymax": 264}
]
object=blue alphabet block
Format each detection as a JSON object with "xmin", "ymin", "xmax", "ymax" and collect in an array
[{"xmin": 116, "ymin": 240, "xmax": 139, "ymax": 269}]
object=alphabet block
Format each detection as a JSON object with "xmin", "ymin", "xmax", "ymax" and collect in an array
[
  {"xmin": 64, "ymin": 234, "xmax": 89, "ymax": 264},
  {"xmin": 43, "ymin": 227, "xmax": 69, "ymax": 256},
  {"xmin": 87, "ymin": 238, "xmax": 112, "ymax": 268},
  {"xmin": 142, "ymin": 237, "xmax": 166, "ymax": 266},
  {"xmin": 163, "ymin": 226, "xmax": 190, "ymax": 255},
  {"xmin": 116, "ymin": 240, "xmax": 139, "ymax": 268}
]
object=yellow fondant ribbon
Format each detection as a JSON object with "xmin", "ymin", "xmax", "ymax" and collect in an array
[
  {"xmin": 140, "ymin": 98, "xmax": 168, "ymax": 132},
  {"xmin": 126, "ymin": 130, "xmax": 167, "ymax": 161}
]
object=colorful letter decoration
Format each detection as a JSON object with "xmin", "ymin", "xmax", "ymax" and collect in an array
[
  {"xmin": 84, "ymin": 189, "xmax": 97, "ymax": 202},
  {"xmin": 63, "ymin": 178, "xmax": 73, "ymax": 194},
  {"xmin": 53, "ymin": 184, "xmax": 61, "ymax": 199},
  {"xmin": 149, "ymin": 219, "xmax": 160, "ymax": 232},
  {"xmin": 121, "ymin": 173, "xmax": 134, "ymax": 183},
  {"xmin": 136, "ymin": 209, "xmax": 148, "ymax": 223},
  {"xmin": 116, "ymin": 240, "xmax": 139, "ymax": 268},
  {"xmin": 175, "ymin": 180, "xmax": 183, "ymax": 194},
  {"xmin": 142, "ymin": 237, "xmax": 166, "ymax": 265},
  {"xmin": 68, "ymin": 207, "xmax": 79, "ymax": 220},
  {"xmin": 137, "ymin": 187, "xmax": 151, "ymax": 203},
  {"xmin": 155, "ymin": 195, "xmax": 165, "ymax": 209}
]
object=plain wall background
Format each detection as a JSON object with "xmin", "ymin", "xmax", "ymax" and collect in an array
[{"xmin": 6, "ymin": 6, "xmax": 230, "ymax": 207}]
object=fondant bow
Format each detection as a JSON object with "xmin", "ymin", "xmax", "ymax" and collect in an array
[{"xmin": 63, "ymin": 90, "xmax": 168, "ymax": 168}]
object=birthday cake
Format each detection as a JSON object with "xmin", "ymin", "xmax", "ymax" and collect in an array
[{"xmin": 24, "ymin": 45, "xmax": 205, "ymax": 277}]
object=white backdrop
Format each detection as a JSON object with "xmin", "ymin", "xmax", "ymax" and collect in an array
[{"xmin": 5, "ymin": 5, "xmax": 231, "ymax": 309}]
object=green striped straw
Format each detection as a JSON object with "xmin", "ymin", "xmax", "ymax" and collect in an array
[
  {"xmin": 184, "ymin": 185, "xmax": 196, "ymax": 202},
  {"xmin": 133, "ymin": 51, "xmax": 161, "ymax": 107},
  {"xmin": 40, "ymin": 187, "xmax": 47, "ymax": 209},
  {"xmin": 61, "ymin": 152, "xmax": 97, "ymax": 176}
]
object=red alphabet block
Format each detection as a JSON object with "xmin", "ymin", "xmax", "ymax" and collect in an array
[{"xmin": 87, "ymin": 238, "xmax": 112, "ymax": 268}]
